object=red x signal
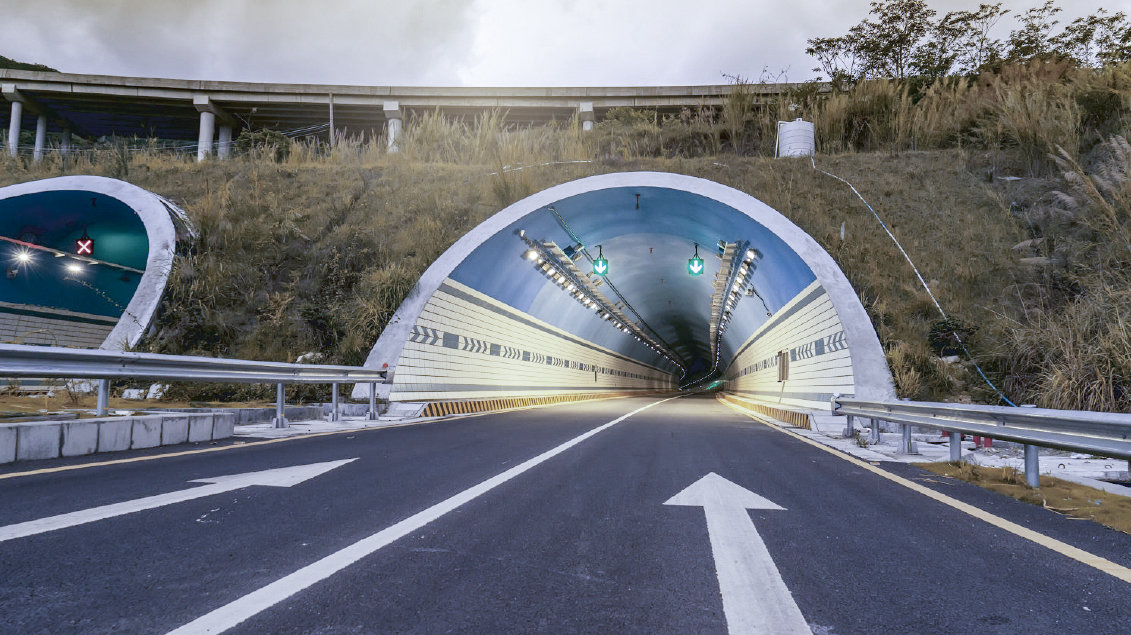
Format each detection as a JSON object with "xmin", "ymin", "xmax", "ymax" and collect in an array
[{"xmin": 75, "ymin": 238, "xmax": 94, "ymax": 256}]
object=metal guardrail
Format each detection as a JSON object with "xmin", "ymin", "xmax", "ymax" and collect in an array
[
  {"xmin": 833, "ymin": 396, "xmax": 1131, "ymax": 488},
  {"xmin": 0, "ymin": 343, "xmax": 387, "ymax": 427}
]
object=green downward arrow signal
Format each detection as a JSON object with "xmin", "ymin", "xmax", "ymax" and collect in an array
[
  {"xmin": 688, "ymin": 256, "xmax": 704, "ymax": 276},
  {"xmin": 593, "ymin": 258, "xmax": 609, "ymax": 276}
]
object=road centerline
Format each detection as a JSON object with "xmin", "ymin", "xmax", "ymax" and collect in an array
[{"xmin": 167, "ymin": 396, "xmax": 677, "ymax": 634}]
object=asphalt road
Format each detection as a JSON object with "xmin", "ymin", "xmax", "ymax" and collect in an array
[{"xmin": 1, "ymin": 394, "xmax": 1130, "ymax": 634}]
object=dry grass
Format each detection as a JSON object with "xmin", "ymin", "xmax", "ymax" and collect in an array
[
  {"xmin": 0, "ymin": 61, "xmax": 1127, "ymax": 406},
  {"xmin": 919, "ymin": 461, "xmax": 1131, "ymax": 535}
]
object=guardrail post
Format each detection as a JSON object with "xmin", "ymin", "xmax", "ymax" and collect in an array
[
  {"xmin": 273, "ymin": 383, "xmax": 288, "ymax": 428},
  {"xmin": 367, "ymin": 382, "xmax": 378, "ymax": 420},
  {"xmin": 949, "ymin": 430, "xmax": 962, "ymax": 462},
  {"xmin": 1024, "ymin": 445, "xmax": 1040, "ymax": 488},
  {"xmin": 842, "ymin": 414, "xmax": 855, "ymax": 438},
  {"xmin": 869, "ymin": 418, "xmax": 879, "ymax": 444},
  {"xmin": 96, "ymin": 379, "xmax": 109, "ymax": 417},
  {"xmin": 899, "ymin": 423, "xmax": 914, "ymax": 454},
  {"xmin": 330, "ymin": 382, "xmax": 341, "ymax": 422}
]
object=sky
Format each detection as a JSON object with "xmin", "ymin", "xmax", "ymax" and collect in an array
[{"xmin": 0, "ymin": 0, "xmax": 1115, "ymax": 87}]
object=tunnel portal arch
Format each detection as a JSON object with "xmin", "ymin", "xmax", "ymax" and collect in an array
[
  {"xmin": 0, "ymin": 175, "xmax": 187, "ymax": 351},
  {"xmin": 356, "ymin": 172, "xmax": 895, "ymax": 412}
]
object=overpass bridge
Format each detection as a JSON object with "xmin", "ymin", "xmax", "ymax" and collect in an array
[{"xmin": 1, "ymin": 69, "xmax": 805, "ymax": 159}]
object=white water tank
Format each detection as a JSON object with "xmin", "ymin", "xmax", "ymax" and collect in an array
[{"xmin": 775, "ymin": 118, "xmax": 815, "ymax": 157}]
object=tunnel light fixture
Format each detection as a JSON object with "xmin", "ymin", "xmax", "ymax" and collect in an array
[
  {"xmin": 14, "ymin": 250, "xmax": 31, "ymax": 264},
  {"xmin": 65, "ymin": 262, "xmax": 84, "ymax": 274},
  {"xmin": 518, "ymin": 234, "xmax": 685, "ymax": 373}
]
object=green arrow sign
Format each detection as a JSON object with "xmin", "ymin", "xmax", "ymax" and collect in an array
[
  {"xmin": 688, "ymin": 256, "xmax": 704, "ymax": 276},
  {"xmin": 593, "ymin": 257, "xmax": 609, "ymax": 276}
]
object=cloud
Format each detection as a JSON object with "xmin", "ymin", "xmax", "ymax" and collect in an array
[{"xmin": 0, "ymin": 0, "xmax": 1118, "ymax": 87}]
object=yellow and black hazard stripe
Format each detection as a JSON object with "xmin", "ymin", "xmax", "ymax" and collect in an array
[
  {"xmin": 716, "ymin": 393, "xmax": 812, "ymax": 429},
  {"xmin": 419, "ymin": 391, "xmax": 669, "ymax": 419}
]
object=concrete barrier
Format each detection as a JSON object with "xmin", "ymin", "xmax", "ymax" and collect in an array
[
  {"xmin": 17, "ymin": 423, "xmax": 61, "ymax": 461},
  {"xmin": 213, "ymin": 413, "xmax": 236, "ymax": 440},
  {"xmin": 187, "ymin": 415, "xmax": 212, "ymax": 442},
  {"xmin": 61, "ymin": 420, "xmax": 99, "ymax": 457},
  {"xmin": 131, "ymin": 417, "xmax": 162, "ymax": 449},
  {"xmin": 0, "ymin": 424, "xmax": 16, "ymax": 464},
  {"xmin": 97, "ymin": 418, "xmax": 132, "ymax": 452},
  {"xmin": 160, "ymin": 415, "xmax": 189, "ymax": 445},
  {"xmin": 0, "ymin": 409, "xmax": 241, "ymax": 465}
]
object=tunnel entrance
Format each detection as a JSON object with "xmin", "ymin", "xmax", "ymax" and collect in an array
[
  {"xmin": 0, "ymin": 176, "xmax": 186, "ymax": 354},
  {"xmin": 357, "ymin": 172, "xmax": 894, "ymax": 414}
]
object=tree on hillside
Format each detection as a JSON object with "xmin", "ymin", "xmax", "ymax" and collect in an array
[
  {"xmin": 948, "ymin": 3, "xmax": 1011, "ymax": 74},
  {"xmin": 855, "ymin": 0, "xmax": 937, "ymax": 80},
  {"xmin": 1051, "ymin": 9, "xmax": 1131, "ymax": 66},
  {"xmin": 1005, "ymin": 1, "xmax": 1062, "ymax": 60},
  {"xmin": 805, "ymin": 26, "xmax": 867, "ymax": 89}
]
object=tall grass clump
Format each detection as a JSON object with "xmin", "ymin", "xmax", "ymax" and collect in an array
[{"xmin": 998, "ymin": 135, "xmax": 1131, "ymax": 411}]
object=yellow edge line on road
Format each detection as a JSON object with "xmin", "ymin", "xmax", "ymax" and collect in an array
[
  {"xmin": 0, "ymin": 394, "xmax": 642, "ymax": 481},
  {"xmin": 718, "ymin": 395, "xmax": 1131, "ymax": 585}
]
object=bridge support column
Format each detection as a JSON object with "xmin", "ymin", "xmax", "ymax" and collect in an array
[
  {"xmin": 579, "ymin": 102, "xmax": 594, "ymax": 132},
  {"xmin": 196, "ymin": 111, "xmax": 215, "ymax": 161},
  {"xmin": 60, "ymin": 129, "xmax": 72, "ymax": 157},
  {"xmin": 1024, "ymin": 444, "xmax": 1040, "ymax": 488},
  {"xmin": 384, "ymin": 101, "xmax": 402, "ymax": 153},
  {"xmin": 6, "ymin": 100, "xmax": 21, "ymax": 158},
  {"xmin": 217, "ymin": 125, "xmax": 233, "ymax": 159},
  {"xmin": 32, "ymin": 115, "xmax": 46, "ymax": 162}
]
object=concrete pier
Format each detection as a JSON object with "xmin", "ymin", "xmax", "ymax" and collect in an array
[
  {"xmin": 218, "ymin": 125, "xmax": 232, "ymax": 159},
  {"xmin": 384, "ymin": 101, "xmax": 402, "ymax": 153},
  {"xmin": 6, "ymin": 100, "xmax": 20, "ymax": 158},
  {"xmin": 196, "ymin": 110, "xmax": 215, "ymax": 161},
  {"xmin": 33, "ymin": 114, "xmax": 46, "ymax": 162}
]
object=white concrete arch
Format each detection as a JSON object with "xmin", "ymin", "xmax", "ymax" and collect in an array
[
  {"xmin": 0, "ymin": 175, "xmax": 186, "ymax": 350},
  {"xmin": 356, "ymin": 172, "xmax": 895, "ymax": 408}
]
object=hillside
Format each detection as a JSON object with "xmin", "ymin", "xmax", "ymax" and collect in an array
[
  {"xmin": 0, "ymin": 54, "xmax": 56, "ymax": 72},
  {"xmin": 0, "ymin": 63, "xmax": 1127, "ymax": 411}
]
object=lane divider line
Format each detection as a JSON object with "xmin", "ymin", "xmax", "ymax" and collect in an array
[
  {"xmin": 0, "ymin": 393, "xmax": 652, "ymax": 482},
  {"xmin": 718, "ymin": 397, "xmax": 1131, "ymax": 584},
  {"xmin": 168, "ymin": 396, "xmax": 678, "ymax": 634}
]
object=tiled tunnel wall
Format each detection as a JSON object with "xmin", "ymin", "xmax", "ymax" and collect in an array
[
  {"xmin": 723, "ymin": 280, "xmax": 854, "ymax": 411},
  {"xmin": 389, "ymin": 279, "xmax": 675, "ymax": 402}
]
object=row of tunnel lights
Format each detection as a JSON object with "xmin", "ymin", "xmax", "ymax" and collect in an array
[
  {"xmin": 522, "ymin": 247, "xmax": 683, "ymax": 368},
  {"xmin": 9, "ymin": 249, "xmax": 89, "ymax": 275},
  {"xmin": 718, "ymin": 247, "xmax": 760, "ymax": 336}
]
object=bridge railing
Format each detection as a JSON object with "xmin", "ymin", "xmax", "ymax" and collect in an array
[
  {"xmin": 0, "ymin": 342, "xmax": 387, "ymax": 426},
  {"xmin": 833, "ymin": 396, "xmax": 1131, "ymax": 487}
]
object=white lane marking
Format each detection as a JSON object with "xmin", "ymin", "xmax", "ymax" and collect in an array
[
  {"xmin": 169, "ymin": 397, "xmax": 676, "ymax": 634},
  {"xmin": 665, "ymin": 473, "xmax": 810, "ymax": 635},
  {"xmin": 0, "ymin": 459, "xmax": 357, "ymax": 542}
]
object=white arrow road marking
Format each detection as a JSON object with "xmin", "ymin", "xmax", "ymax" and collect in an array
[
  {"xmin": 0, "ymin": 459, "xmax": 357, "ymax": 542},
  {"xmin": 665, "ymin": 472, "xmax": 810, "ymax": 635},
  {"xmin": 168, "ymin": 396, "xmax": 676, "ymax": 635}
]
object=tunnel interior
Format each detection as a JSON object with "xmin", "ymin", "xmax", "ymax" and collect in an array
[
  {"xmin": 0, "ymin": 176, "xmax": 182, "ymax": 352},
  {"xmin": 452, "ymin": 187, "xmax": 816, "ymax": 382},
  {"xmin": 361, "ymin": 172, "xmax": 894, "ymax": 411}
]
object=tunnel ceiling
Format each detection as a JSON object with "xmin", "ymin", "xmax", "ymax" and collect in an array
[{"xmin": 449, "ymin": 185, "xmax": 816, "ymax": 381}]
